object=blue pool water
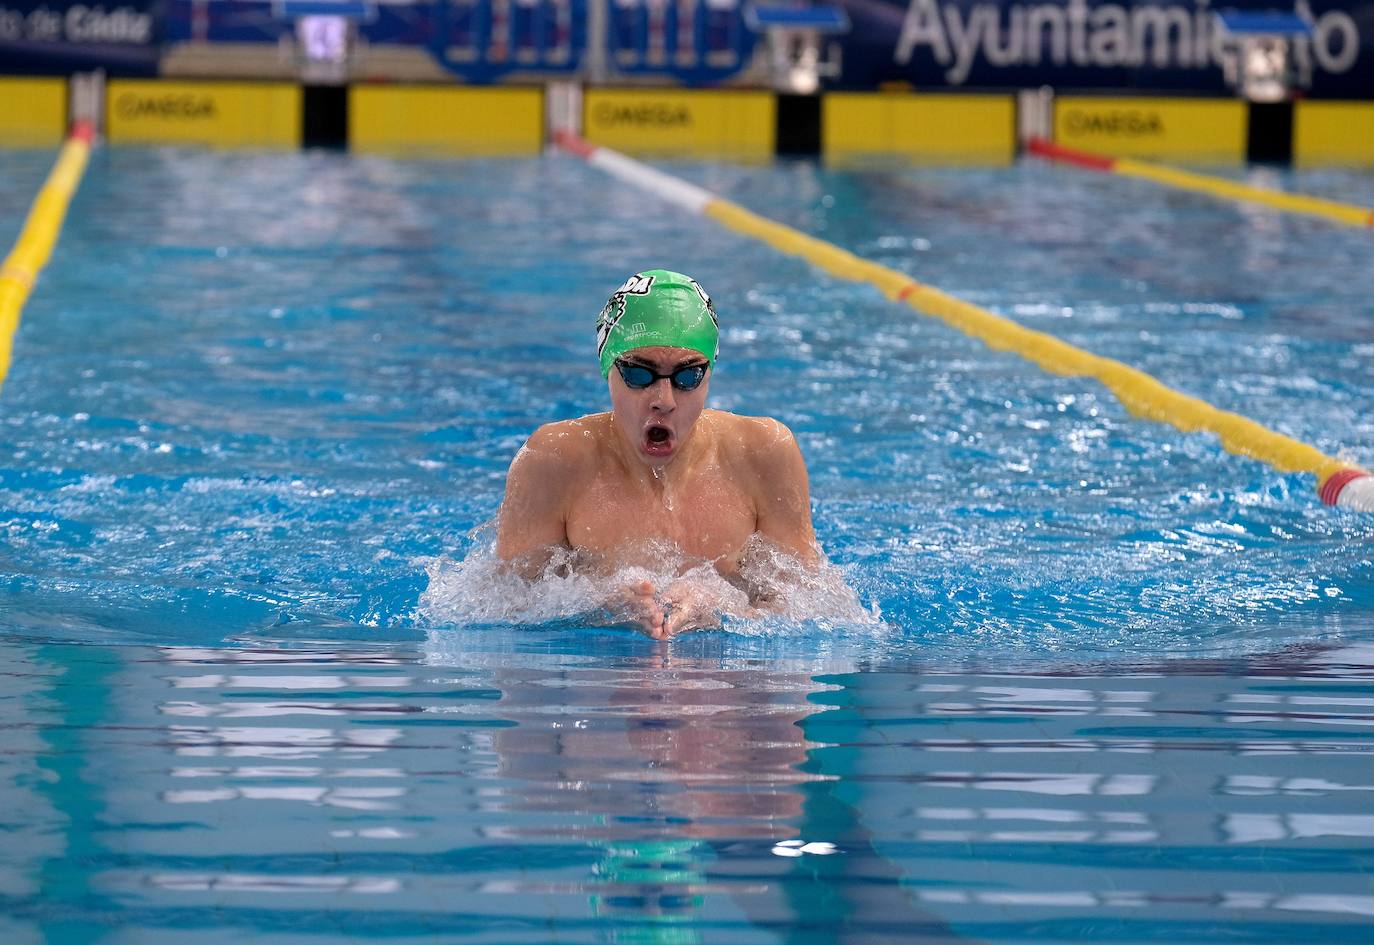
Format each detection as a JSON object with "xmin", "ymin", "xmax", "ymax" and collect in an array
[{"xmin": 1, "ymin": 146, "xmax": 1373, "ymax": 943}]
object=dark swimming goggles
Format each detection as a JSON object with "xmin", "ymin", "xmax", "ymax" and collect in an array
[{"xmin": 614, "ymin": 359, "xmax": 709, "ymax": 391}]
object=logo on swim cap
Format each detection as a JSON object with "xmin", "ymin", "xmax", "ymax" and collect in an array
[
  {"xmin": 595, "ymin": 273, "xmax": 657, "ymax": 360},
  {"xmin": 689, "ymin": 279, "xmax": 717, "ymax": 325},
  {"xmin": 597, "ymin": 269, "xmax": 719, "ymax": 379},
  {"xmin": 620, "ymin": 274, "xmax": 656, "ymax": 296}
]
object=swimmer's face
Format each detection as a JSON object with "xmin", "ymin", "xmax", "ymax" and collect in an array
[{"xmin": 608, "ymin": 345, "xmax": 710, "ymax": 469}]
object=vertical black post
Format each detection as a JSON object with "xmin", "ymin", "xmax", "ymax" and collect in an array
[
  {"xmin": 1247, "ymin": 101, "xmax": 1294, "ymax": 164},
  {"xmin": 303, "ymin": 84, "xmax": 348, "ymax": 149},
  {"xmin": 776, "ymin": 93, "xmax": 821, "ymax": 157}
]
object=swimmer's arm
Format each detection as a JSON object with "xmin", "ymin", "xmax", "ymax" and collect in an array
[
  {"xmin": 495, "ymin": 425, "xmax": 663, "ymax": 633},
  {"xmin": 750, "ymin": 419, "xmax": 820, "ymax": 569},
  {"xmin": 495, "ymin": 425, "xmax": 574, "ymax": 580}
]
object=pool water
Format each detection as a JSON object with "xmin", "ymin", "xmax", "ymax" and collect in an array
[{"xmin": 1, "ymin": 146, "xmax": 1372, "ymax": 943}]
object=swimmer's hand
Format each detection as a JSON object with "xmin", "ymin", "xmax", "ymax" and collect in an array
[
  {"xmin": 614, "ymin": 580, "xmax": 736, "ymax": 639},
  {"xmin": 658, "ymin": 580, "xmax": 730, "ymax": 638},
  {"xmin": 616, "ymin": 580, "xmax": 669, "ymax": 638}
]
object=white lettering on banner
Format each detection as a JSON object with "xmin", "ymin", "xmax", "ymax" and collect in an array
[
  {"xmin": 1087, "ymin": 4, "xmax": 1129, "ymax": 67},
  {"xmin": 894, "ymin": 0, "xmax": 1362, "ymax": 85},
  {"xmin": 1313, "ymin": 9, "xmax": 1358, "ymax": 72},
  {"xmin": 0, "ymin": 4, "xmax": 151, "ymax": 44},
  {"xmin": 66, "ymin": 4, "xmax": 151, "ymax": 42}
]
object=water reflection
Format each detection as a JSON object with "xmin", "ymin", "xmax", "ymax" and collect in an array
[
  {"xmin": 3, "ymin": 636, "xmax": 1374, "ymax": 943},
  {"xmin": 425, "ymin": 634, "xmax": 842, "ymax": 941},
  {"xmin": 97, "ymin": 636, "xmax": 857, "ymax": 941},
  {"xmin": 473, "ymin": 654, "xmax": 830, "ymax": 839}
]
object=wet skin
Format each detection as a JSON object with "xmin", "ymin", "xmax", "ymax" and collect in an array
[{"xmin": 496, "ymin": 346, "xmax": 818, "ymax": 638}]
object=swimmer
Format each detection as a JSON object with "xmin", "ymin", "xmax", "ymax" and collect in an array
[{"xmin": 496, "ymin": 269, "xmax": 818, "ymax": 638}]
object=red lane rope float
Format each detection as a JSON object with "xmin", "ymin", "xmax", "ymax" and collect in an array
[
  {"xmin": 553, "ymin": 129, "xmax": 596, "ymax": 159},
  {"xmin": 1026, "ymin": 136, "xmax": 1374, "ymax": 229},
  {"xmin": 558, "ymin": 131, "xmax": 1372, "ymax": 511},
  {"xmin": 1320, "ymin": 469, "xmax": 1372, "ymax": 508},
  {"xmin": 1026, "ymin": 138, "xmax": 1116, "ymax": 172}
]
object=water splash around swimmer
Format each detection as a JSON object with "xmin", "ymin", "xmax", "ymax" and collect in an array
[{"xmin": 419, "ymin": 532, "xmax": 879, "ymax": 636}]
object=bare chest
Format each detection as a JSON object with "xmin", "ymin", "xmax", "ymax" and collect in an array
[{"xmin": 565, "ymin": 467, "xmax": 757, "ymax": 571}]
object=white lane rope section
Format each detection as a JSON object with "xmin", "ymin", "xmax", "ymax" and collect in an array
[
  {"xmin": 1339, "ymin": 476, "xmax": 1374, "ymax": 512},
  {"xmin": 588, "ymin": 148, "xmax": 714, "ymax": 214}
]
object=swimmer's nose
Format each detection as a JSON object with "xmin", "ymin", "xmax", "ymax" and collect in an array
[{"xmin": 649, "ymin": 378, "xmax": 675, "ymax": 412}]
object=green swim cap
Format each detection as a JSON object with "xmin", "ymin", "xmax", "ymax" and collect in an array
[{"xmin": 596, "ymin": 269, "xmax": 719, "ymax": 379}]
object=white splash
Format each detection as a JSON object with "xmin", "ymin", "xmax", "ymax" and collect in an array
[{"xmin": 418, "ymin": 532, "xmax": 880, "ymax": 634}]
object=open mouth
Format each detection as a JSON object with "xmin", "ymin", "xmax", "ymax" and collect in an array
[{"xmin": 643, "ymin": 424, "xmax": 674, "ymax": 455}]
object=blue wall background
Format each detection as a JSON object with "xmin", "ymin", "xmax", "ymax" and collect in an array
[{"xmin": 0, "ymin": 0, "xmax": 1369, "ymax": 97}]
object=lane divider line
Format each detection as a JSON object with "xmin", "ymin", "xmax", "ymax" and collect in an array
[
  {"xmin": 0, "ymin": 120, "xmax": 95, "ymax": 391},
  {"xmin": 1027, "ymin": 137, "xmax": 1374, "ymax": 230},
  {"xmin": 555, "ymin": 130, "xmax": 1372, "ymax": 512}
]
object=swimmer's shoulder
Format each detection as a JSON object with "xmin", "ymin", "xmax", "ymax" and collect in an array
[
  {"xmin": 516, "ymin": 414, "xmax": 612, "ymax": 473},
  {"xmin": 705, "ymin": 410, "xmax": 804, "ymax": 469}
]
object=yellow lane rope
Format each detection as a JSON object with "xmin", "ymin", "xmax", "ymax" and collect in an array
[
  {"xmin": 0, "ymin": 122, "xmax": 94, "ymax": 390},
  {"xmin": 707, "ymin": 198, "xmax": 1364, "ymax": 501},
  {"xmin": 1118, "ymin": 159, "xmax": 1374, "ymax": 229},
  {"xmin": 561, "ymin": 132, "xmax": 1371, "ymax": 509},
  {"xmin": 1028, "ymin": 138, "xmax": 1374, "ymax": 230}
]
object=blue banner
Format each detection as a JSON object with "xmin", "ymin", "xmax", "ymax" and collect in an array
[
  {"xmin": 2, "ymin": 0, "xmax": 1369, "ymax": 96},
  {"xmin": 159, "ymin": 0, "xmax": 586, "ymax": 81},
  {"xmin": 0, "ymin": 0, "xmax": 163, "ymax": 74},
  {"xmin": 427, "ymin": 0, "xmax": 588, "ymax": 81},
  {"xmin": 606, "ymin": 0, "xmax": 755, "ymax": 84},
  {"xmin": 832, "ymin": 0, "xmax": 1373, "ymax": 98},
  {"xmin": 3, "ymin": 0, "xmax": 755, "ymax": 84}
]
